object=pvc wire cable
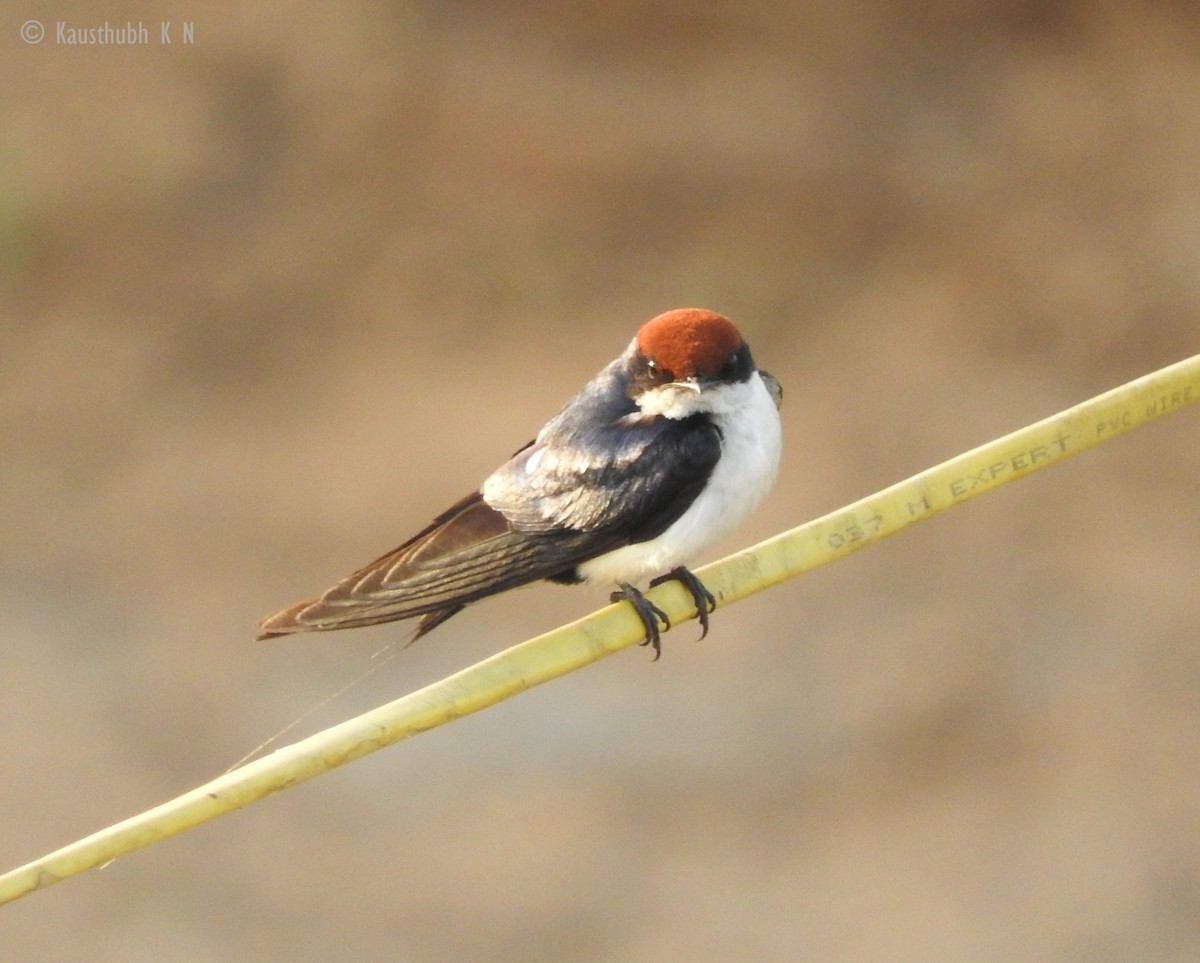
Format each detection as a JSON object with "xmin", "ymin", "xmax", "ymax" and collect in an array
[{"xmin": 1, "ymin": 352, "xmax": 1196, "ymax": 907}]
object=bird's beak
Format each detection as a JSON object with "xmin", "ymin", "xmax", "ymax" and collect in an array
[
  {"xmin": 759, "ymin": 370, "xmax": 783, "ymax": 410},
  {"xmin": 670, "ymin": 378, "xmax": 703, "ymax": 394}
]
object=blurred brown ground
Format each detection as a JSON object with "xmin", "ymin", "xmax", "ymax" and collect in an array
[{"xmin": 3, "ymin": 2, "xmax": 1200, "ymax": 960}]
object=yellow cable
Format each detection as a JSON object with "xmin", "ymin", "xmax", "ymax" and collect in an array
[{"xmin": 1, "ymin": 353, "xmax": 1196, "ymax": 907}]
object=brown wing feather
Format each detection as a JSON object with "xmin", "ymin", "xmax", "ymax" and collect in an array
[{"xmin": 256, "ymin": 491, "xmax": 609, "ymax": 640}]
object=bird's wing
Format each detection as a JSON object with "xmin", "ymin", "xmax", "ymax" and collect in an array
[{"xmin": 257, "ymin": 488, "xmax": 616, "ymax": 639}]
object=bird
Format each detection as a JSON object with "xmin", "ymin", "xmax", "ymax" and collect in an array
[{"xmin": 257, "ymin": 308, "xmax": 782, "ymax": 658}]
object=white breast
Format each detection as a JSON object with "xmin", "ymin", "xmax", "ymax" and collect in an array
[{"xmin": 576, "ymin": 372, "xmax": 782, "ymax": 586}]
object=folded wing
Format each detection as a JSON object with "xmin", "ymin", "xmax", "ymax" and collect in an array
[{"xmin": 257, "ymin": 490, "xmax": 618, "ymax": 640}]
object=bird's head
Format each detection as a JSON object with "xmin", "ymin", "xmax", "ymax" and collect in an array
[{"xmin": 626, "ymin": 308, "xmax": 770, "ymax": 418}]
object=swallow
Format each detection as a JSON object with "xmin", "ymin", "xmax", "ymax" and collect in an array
[{"xmin": 258, "ymin": 308, "xmax": 782, "ymax": 658}]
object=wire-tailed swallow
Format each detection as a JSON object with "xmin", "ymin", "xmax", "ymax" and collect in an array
[{"xmin": 258, "ymin": 308, "xmax": 782, "ymax": 657}]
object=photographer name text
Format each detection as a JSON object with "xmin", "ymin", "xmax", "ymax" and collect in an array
[{"xmin": 21, "ymin": 20, "xmax": 195, "ymax": 45}]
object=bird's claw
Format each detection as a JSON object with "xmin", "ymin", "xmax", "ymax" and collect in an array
[
  {"xmin": 613, "ymin": 567, "xmax": 719, "ymax": 659},
  {"xmin": 611, "ymin": 584, "xmax": 670, "ymax": 660},
  {"xmin": 649, "ymin": 566, "xmax": 718, "ymax": 640}
]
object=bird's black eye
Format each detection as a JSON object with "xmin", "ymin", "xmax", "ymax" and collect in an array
[
  {"xmin": 646, "ymin": 358, "xmax": 674, "ymax": 383},
  {"xmin": 716, "ymin": 345, "xmax": 752, "ymax": 382}
]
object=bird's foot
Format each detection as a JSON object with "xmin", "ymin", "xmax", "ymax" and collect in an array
[
  {"xmin": 610, "ymin": 583, "xmax": 671, "ymax": 660},
  {"xmin": 648, "ymin": 566, "xmax": 717, "ymax": 640}
]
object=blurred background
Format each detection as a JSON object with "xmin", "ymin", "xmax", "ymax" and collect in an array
[{"xmin": 3, "ymin": 2, "xmax": 1200, "ymax": 960}]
